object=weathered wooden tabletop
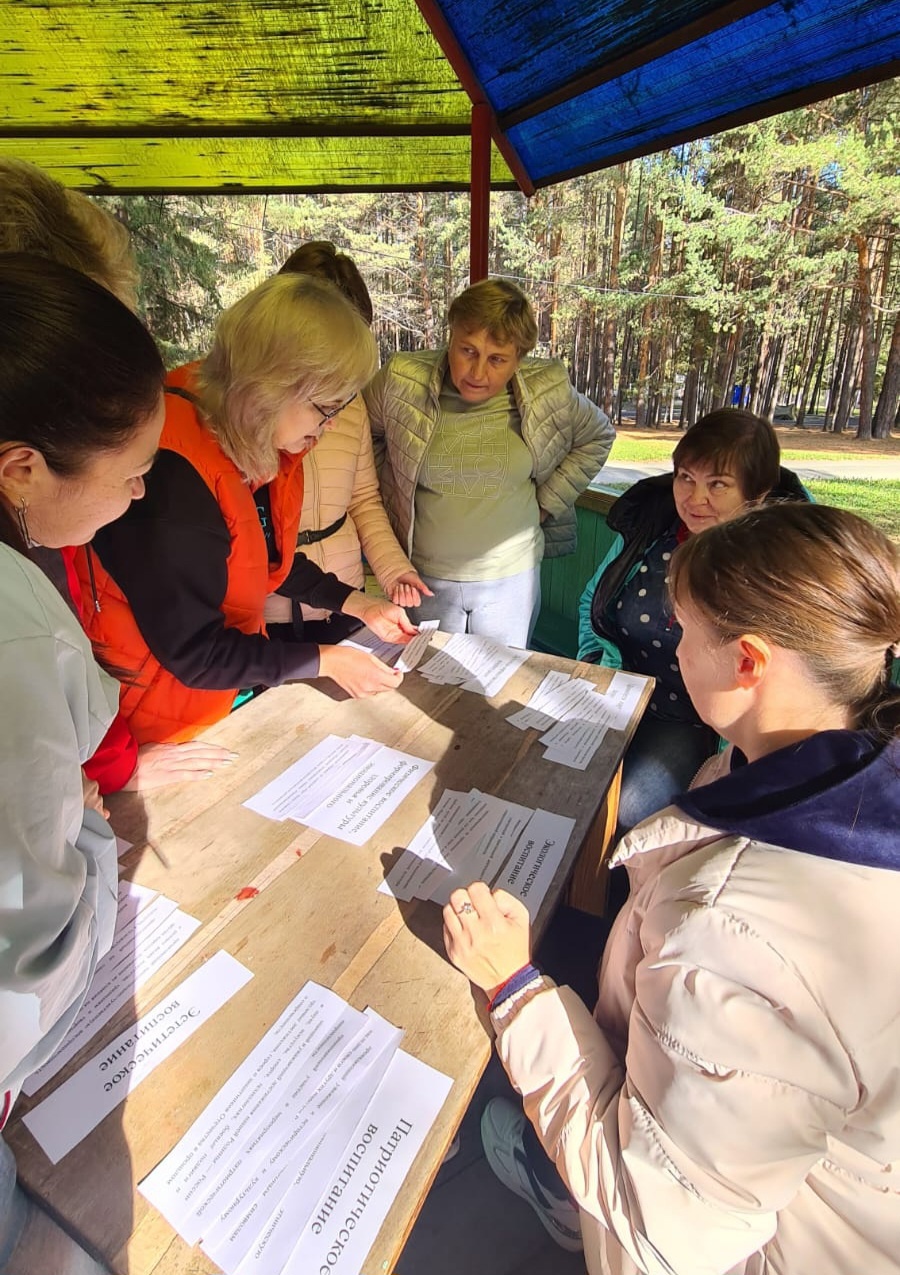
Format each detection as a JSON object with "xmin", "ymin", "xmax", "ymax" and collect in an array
[{"xmin": 8, "ymin": 642, "xmax": 650, "ymax": 1275}]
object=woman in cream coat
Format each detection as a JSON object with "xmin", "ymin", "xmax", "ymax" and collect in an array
[
  {"xmin": 265, "ymin": 242, "xmax": 429, "ymax": 641},
  {"xmin": 444, "ymin": 503, "xmax": 900, "ymax": 1275}
]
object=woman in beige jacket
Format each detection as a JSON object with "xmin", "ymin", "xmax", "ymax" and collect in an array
[
  {"xmin": 444, "ymin": 503, "xmax": 900, "ymax": 1275},
  {"xmin": 265, "ymin": 243, "xmax": 429, "ymax": 642}
]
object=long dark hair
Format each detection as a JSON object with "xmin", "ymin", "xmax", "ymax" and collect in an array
[
  {"xmin": 669, "ymin": 503, "xmax": 900, "ymax": 741},
  {"xmin": 0, "ymin": 253, "xmax": 164, "ymax": 549}
]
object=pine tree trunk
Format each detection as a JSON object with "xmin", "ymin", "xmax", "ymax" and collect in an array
[
  {"xmin": 873, "ymin": 310, "xmax": 900, "ymax": 439},
  {"xmin": 854, "ymin": 233, "xmax": 876, "ymax": 439},
  {"xmin": 834, "ymin": 325, "xmax": 862, "ymax": 433}
]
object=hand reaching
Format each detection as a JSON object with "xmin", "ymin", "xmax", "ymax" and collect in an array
[
  {"xmin": 342, "ymin": 593, "xmax": 418, "ymax": 645},
  {"xmin": 122, "ymin": 741, "xmax": 237, "ymax": 791},
  {"xmin": 317, "ymin": 645, "xmax": 404, "ymax": 698}
]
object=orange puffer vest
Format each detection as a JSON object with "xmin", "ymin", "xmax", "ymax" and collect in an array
[{"xmin": 75, "ymin": 367, "xmax": 305, "ymax": 744}]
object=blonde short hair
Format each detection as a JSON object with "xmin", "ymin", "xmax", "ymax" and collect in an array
[
  {"xmin": 196, "ymin": 273, "xmax": 378, "ymax": 484},
  {"xmin": 0, "ymin": 159, "xmax": 138, "ymax": 309},
  {"xmin": 448, "ymin": 278, "xmax": 538, "ymax": 356}
]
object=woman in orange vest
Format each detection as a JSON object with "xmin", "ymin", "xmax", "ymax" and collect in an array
[{"xmin": 77, "ymin": 272, "xmax": 417, "ymax": 745}]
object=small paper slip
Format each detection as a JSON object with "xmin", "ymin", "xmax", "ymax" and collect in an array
[
  {"xmin": 394, "ymin": 619, "xmax": 440, "ymax": 673},
  {"xmin": 499, "ymin": 808, "xmax": 576, "ymax": 920},
  {"xmin": 378, "ymin": 789, "xmax": 472, "ymax": 901},
  {"xmin": 506, "ymin": 706, "xmax": 557, "ymax": 731},
  {"xmin": 24, "ymin": 952, "xmax": 252, "ymax": 1164},
  {"xmin": 278, "ymin": 1050, "xmax": 453, "ymax": 1275},
  {"xmin": 419, "ymin": 633, "xmax": 527, "ymax": 699},
  {"xmin": 380, "ymin": 790, "xmax": 534, "ymax": 907},
  {"xmin": 427, "ymin": 793, "xmax": 534, "ymax": 906},
  {"xmin": 603, "ymin": 669, "xmax": 647, "ymax": 730},
  {"xmin": 338, "ymin": 619, "xmax": 438, "ymax": 672},
  {"xmin": 23, "ymin": 890, "xmax": 199, "ymax": 1095},
  {"xmin": 541, "ymin": 718, "xmax": 609, "ymax": 771},
  {"xmin": 115, "ymin": 836, "xmax": 134, "ymax": 858},
  {"xmin": 337, "ymin": 628, "xmax": 402, "ymax": 664}
]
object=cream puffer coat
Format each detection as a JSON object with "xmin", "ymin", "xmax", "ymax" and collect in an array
[
  {"xmin": 364, "ymin": 350, "xmax": 614, "ymax": 561},
  {"xmin": 496, "ymin": 745, "xmax": 900, "ymax": 1275},
  {"xmin": 265, "ymin": 395, "xmax": 414, "ymax": 623}
]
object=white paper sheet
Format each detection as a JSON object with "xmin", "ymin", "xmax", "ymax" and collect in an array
[
  {"xmin": 23, "ymin": 895, "xmax": 199, "ymax": 1094},
  {"xmin": 202, "ymin": 1013, "xmax": 402, "ymax": 1273},
  {"xmin": 279, "ymin": 1049, "xmax": 453, "ymax": 1275},
  {"xmin": 187, "ymin": 1005, "xmax": 390, "ymax": 1252},
  {"xmin": 225, "ymin": 1020, "xmax": 402, "ymax": 1275},
  {"xmin": 139, "ymin": 984, "xmax": 354, "ymax": 1236},
  {"xmin": 302, "ymin": 745, "xmax": 434, "ymax": 847},
  {"xmin": 24, "ymin": 952, "xmax": 252, "ymax": 1163},
  {"xmin": 242, "ymin": 735, "xmax": 378, "ymax": 823},
  {"xmin": 499, "ymin": 808, "xmax": 576, "ymax": 919}
]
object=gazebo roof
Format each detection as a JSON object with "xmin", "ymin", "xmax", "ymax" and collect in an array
[{"xmin": 1, "ymin": 0, "xmax": 898, "ymax": 193}]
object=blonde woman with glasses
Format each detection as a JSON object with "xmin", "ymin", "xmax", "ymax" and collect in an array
[{"xmin": 75, "ymin": 273, "xmax": 416, "ymax": 746}]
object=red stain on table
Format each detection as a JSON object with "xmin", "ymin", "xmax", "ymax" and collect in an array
[{"xmin": 235, "ymin": 886, "xmax": 259, "ymax": 901}]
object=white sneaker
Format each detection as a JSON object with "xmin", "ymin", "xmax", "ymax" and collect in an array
[{"xmin": 481, "ymin": 1098, "xmax": 583, "ymax": 1253}]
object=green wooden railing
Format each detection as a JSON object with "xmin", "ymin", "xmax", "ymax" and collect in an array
[{"xmin": 533, "ymin": 489, "xmax": 617, "ymax": 659}]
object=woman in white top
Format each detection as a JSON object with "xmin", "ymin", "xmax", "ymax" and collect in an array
[{"xmin": 0, "ymin": 254, "xmax": 166, "ymax": 1274}]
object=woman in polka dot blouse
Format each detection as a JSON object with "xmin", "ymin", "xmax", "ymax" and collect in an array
[{"xmin": 578, "ymin": 408, "xmax": 809, "ymax": 832}]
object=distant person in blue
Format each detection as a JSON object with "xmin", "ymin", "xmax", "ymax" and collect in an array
[{"xmin": 578, "ymin": 408, "xmax": 808, "ymax": 832}]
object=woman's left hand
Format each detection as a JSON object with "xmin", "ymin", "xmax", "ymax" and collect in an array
[
  {"xmin": 82, "ymin": 769, "xmax": 109, "ymax": 820},
  {"xmin": 443, "ymin": 883, "xmax": 532, "ymax": 994},
  {"xmin": 388, "ymin": 571, "xmax": 434, "ymax": 609},
  {"xmin": 344, "ymin": 594, "xmax": 419, "ymax": 644}
]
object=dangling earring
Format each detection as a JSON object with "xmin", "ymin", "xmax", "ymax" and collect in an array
[{"xmin": 15, "ymin": 498, "xmax": 35, "ymax": 548}]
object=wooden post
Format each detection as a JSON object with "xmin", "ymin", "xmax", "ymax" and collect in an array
[{"xmin": 470, "ymin": 101, "xmax": 491, "ymax": 283}]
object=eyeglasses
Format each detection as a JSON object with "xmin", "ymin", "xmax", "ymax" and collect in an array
[{"xmin": 311, "ymin": 392, "xmax": 357, "ymax": 425}]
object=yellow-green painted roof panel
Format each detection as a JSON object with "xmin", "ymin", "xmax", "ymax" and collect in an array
[
  {"xmin": 3, "ymin": 0, "xmax": 467, "ymax": 131},
  {"xmin": 0, "ymin": 134, "xmax": 515, "ymax": 190}
]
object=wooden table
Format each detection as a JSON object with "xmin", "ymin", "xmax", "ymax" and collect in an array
[{"xmin": 7, "ymin": 643, "xmax": 650, "ymax": 1275}]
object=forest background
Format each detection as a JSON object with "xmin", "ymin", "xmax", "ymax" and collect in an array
[{"xmin": 94, "ymin": 81, "xmax": 900, "ymax": 443}]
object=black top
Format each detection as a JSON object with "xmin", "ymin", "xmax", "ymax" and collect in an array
[{"xmin": 91, "ymin": 448, "xmax": 355, "ymax": 691}]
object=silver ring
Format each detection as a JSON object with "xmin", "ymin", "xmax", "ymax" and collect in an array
[{"xmin": 456, "ymin": 901, "xmax": 475, "ymax": 916}]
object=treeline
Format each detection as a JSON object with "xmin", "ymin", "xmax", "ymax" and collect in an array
[{"xmin": 98, "ymin": 81, "xmax": 900, "ymax": 438}]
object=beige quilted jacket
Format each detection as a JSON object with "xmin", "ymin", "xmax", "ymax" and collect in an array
[
  {"xmin": 496, "ymin": 750, "xmax": 900, "ymax": 1275},
  {"xmin": 364, "ymin": 350, "xmax": 614, "ymax": 561},
  {"xmin": 265, "ymin": 395, "xmax": 413, "ymax": 622}
]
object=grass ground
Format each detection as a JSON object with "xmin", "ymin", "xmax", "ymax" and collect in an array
[
  {"xmin": 803, "ymin": 478, "xmax": 900, "ymax": 540},
  {"xmin": 609, "ymin": 426, "xmax": 900, "ymax": 465}
]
